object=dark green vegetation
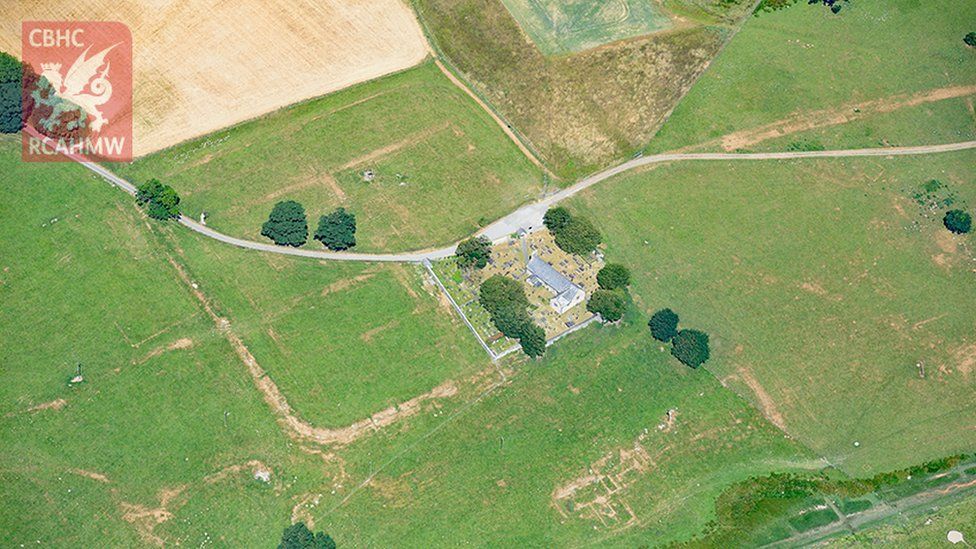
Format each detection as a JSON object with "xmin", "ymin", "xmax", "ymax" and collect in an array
[
  {"xmin": 518, "ymin": 322, "xmax": 547, "ymax": 358},
  {"xmin": 135, "ymin": 178, "xmax": 181, "ymax": 220},
  {"xmin": 596, "ymin": 263, "xmax": 630, "ymax": 290},
  {"xmin": 542, "ymin": 207, "xmax": 571, "ymax": 233},
  {"xmin": 278, "ymin": 522, "xmax": 336, "ymax": 549},
  {"xmin": 479, "ymin": 275, "xmax": 545, "ymax": 356},
  {"xmin": 649, "ymin": 308, "xmax": 680, "ymax": 342},
  {"xmin": 651, "ymin": 0, "xmax": 976, "ymax": 154},
  {"xmin": 586, "ymin": 288, "xmax": 627, "ymax": 323},
  {"xmin": 825, "ymin": 490, "xmax": 976, "ymax": 545},
  {"xmin": 0, "ymin": 51, "xmax": 23, "ymax": 133},
  {"xmin": 756, "ymin": 0, "xmax": 847, "ymax": 15},
  {"xmin": 455, "ymin": 235, "xmax": 492, "ymax": 269},
  {"xmin": 544, "ymin": 207, "xmax": 601, "ymax": 255},
  {"xmin": 647, "ymin": 309, "xmax": 711, "ymax": 368},
  {"xmin": 118, "ymin": 61, "xmax": 542, "ymax": 252},
  {"xmin": 262, "ymin": 200, "xmax": 308, "ymax": 247},
  {"xmin": 943, "ymin": 209, "xmax": 972, "ymax": 234},
  {"xmin": 414, "ymin": 0, "xmax": 753, "ymax": 177},
  {"xmin": 691, "ymin": 454, "xmax": 976, "ymax": 546},
  {"xmin": 566, "ymin": 150, "xmax": 976, "ymax": 475},
  {"xmin": 6, "ymin": 0, "xmax": 976, "ymax": 544},
  {"xmin": 314, "ymin": 207, "xmax": 357, "ymax": 250},
  {"xmin": 671, "ymin": 329, "xmax": 711, "ymax": 368},
  {"xmin": 964, "ymin": 31, "xmax": 976, "ymax": 47},
  {"xmin": 479, "ymin": 275, "xmax": 530, "ymax": 338}
]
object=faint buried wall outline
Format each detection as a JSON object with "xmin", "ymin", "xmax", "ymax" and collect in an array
[{"xmin": 552, "ymin": 429, "xmax": 655, "ymax": 530}]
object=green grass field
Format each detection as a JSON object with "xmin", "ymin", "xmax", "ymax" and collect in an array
[
  {"xmin": 5, "ymin": 0, "xmax": 976, "ymax": 543},
  {"xmin": 315, "ymin": 313, "xmax": 820, "ymax": 546},
  {"xmin": 0, "ymin": 135, "xmax": 825, "ymax": 546},
  {"xmin": 649, "ymin": 0, "xmax": 976, "ymax": 153},
  {"xmin": 565, "ymin": 150, "xmax": 976, "ymax": 476},
  {"xmin": 166, "ymin": 224, "xmax": 487, "ymax": 428},
  {"xmin": 756, "ymin": 96, "xmax": 976, "ymax": 153},
  {"xmin": 0, "ymin": 135, "xmax": 334, "ymax": 547},
  {"xmin": 117, "ymin": 61, "xmax": 543, "ymax": 253},
  {"xmin": 414, "ymin": 0, "xmax": 750, "ymax": 178},
  {"xmin": 498, "ymin": 0, "xmax": 673, "ymax": 55}
]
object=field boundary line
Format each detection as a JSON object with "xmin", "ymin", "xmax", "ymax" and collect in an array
[
  {"xmin": 422, "ymin": 259, "xmax": 499, "ymax": 361},
  {"xmin": 410, "ymin": 0, "xmax": 554, "ymax": 178}
]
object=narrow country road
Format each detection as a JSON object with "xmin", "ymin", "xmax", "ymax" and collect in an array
[{"xmin": 58, "ymin": 128, "xmax": 976, "ymax": 263}]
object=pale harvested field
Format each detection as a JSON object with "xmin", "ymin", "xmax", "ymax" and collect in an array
[{"xmin": 0, "ymin": 0, "xmax": 428, "ymax": 156}]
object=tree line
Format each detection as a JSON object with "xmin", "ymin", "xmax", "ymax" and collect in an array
[{"xmin": 262, "ymin": 200, "xmax": 357, "ymax": 251}]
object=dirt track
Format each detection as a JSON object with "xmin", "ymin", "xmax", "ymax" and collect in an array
[
  {"xmin": 56, "ymin": 122, "xmax": 975, "ymax": 263},
  {"xmin": 684, "ymin": 85, "xmax": 976, "ymax": 152}
]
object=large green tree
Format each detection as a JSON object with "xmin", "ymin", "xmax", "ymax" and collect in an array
[
  {"xmin": 596, "ymin": 263, "xmax": 630, "ymax": 290},
  {"xmin": 478, "ymin": 275, "xmax": 546, "ymax": 357},
  {"xmin": 671, "ymin": 329, "xmax": 710, "ymax": 368},
  {"xmin": 315, "ymin": 207, "xmax": 357, "ymax": 250},
  {"xmin": 944, "ymin": 209, "xmax": 972, "ymax": 234},
  {"xmin": 456, "ymin": 236, "xmax": 492, "ymax": 269},
  {"xmin": 135, "ymin": 178, "xmax": 181, "ymax": 220},
  {"xmin": 519, "ymin": 322, "xmax": 546, "ymax": 358},
  {"xmin": 965, "ymin": 32, "xmax": 976, "ymax": 47},
  {"xmin": 648, "ymin": 308, "xmax": 679, "ymax": 342},
  {"xmin": 543, "ymin": 206, "xmax": 602, "ymax": 255},
  {"xmin": 479, "ymin": 275, "xmax": 529, "ymax": 316},
  {"xmin": 553, "ymin": 216, "xmax": 602, "ymax": 255},
  {"xmin": 278, "ymin": 522, "xmax": 336, "ymax": 549},
  {"xmin": 543, "ymin": 206, "xmax": 571, "ymax": 233},
  {"xmin": 262, "ymin": 200, "xmax": 308, "ymax": 247},
  {"xmin": 586, "ymin": 288, "xmax": 627, "ymax": 322},
  {"xmin": 492, "ymin": 303, "xmax": 530, "ymax": 339}
]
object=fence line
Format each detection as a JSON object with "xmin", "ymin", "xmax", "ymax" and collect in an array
[{"xmin": 423, "ymin": 260, "xmax": 499, "ymax": 361}]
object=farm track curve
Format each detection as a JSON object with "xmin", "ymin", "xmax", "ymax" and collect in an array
[{"xmin": 44, "ymin": 126, "xmax": 976, "ymax": 264}]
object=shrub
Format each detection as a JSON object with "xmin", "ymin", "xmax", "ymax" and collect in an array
[
  {"xmin": 554, "ymin": 216, "xmax": 602, "ymax": 255},
  {"xmin": 596, "ymin": 263, "xmax": 630, "ymax": 290},
  {"xmin": 586, "ymin": 289, "xmax": 627, "ymax": 322},
  {"xmin": 519, "ymin": 322, "xmax": 546, "ymax": 358},
  {"xmin": 964, "ymin": 32, "xmax": 976, "ymax": 48},
  {"xmin": 262, "ymin": 201, "xmax": 308, "ymax": 247},
  {"xmin": 135, "ymin": 178, "xmax": 181, "ymax": 220},
  {"xmin": 314, "ymin": 207, "xmax": 356, "ymax": 250},
  {"xmin": 455, "ymin": 236, "xmax": 492, "ymax": 269},
  {"xmin": 648, "ymin": 308, "xmax": 679, "ymax": 342},
  {"xmin": 671, "ymin": 329, "xmax": 710, "ymax": 368},
  {"xmin": 943, "ymin": 209, "xmax": 972, "ymax": 234}
]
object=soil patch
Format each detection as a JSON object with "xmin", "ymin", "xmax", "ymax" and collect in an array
[{"xmin": 735, "ymin": 366, "xmax": 787, "ymax": 432}]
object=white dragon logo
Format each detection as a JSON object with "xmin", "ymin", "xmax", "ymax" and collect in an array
[{"xmin": 39, "ymin": 43, "xmax": 118, "ymax": 133}]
